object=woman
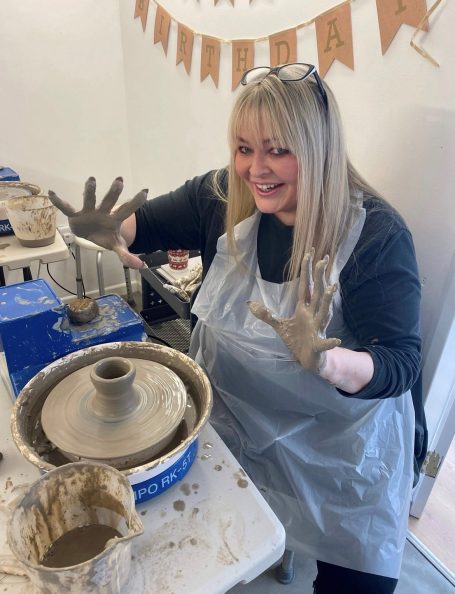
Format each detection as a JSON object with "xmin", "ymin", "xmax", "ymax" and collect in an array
[{"xmin": 49, "ymin": 64, "xmax": 426, "ymax": 594}]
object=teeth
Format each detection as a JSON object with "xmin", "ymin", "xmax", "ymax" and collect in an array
[{"xmin": 256, "ymin": 183, "xmax": 278, "ymax": 190}]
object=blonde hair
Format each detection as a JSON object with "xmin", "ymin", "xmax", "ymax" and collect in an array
[{"xmin": 220, "ymin": 69, "xmax": 377, "ymax": 280}]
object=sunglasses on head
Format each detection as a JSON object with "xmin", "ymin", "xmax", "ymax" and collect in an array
[{"xmin": 240, "ymin": 63, "xmax": 328, "ymax": 109}]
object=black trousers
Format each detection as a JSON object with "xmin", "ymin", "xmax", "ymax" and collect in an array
[{"xmin": 313, "ymin": 561, "xmax": 398, "ymax": 594}]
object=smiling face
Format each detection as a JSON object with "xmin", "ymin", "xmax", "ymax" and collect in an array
[{"xmin": 234, "ymin": 126, "xmax": 299, "ymax": 226}]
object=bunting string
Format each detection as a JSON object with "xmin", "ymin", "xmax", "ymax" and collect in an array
[
  {"xmin": 410, "ymin": 0, "xmax": 444, "ymax": 66},
  {"xmin": 134, "ymin": 0, "xmax": 444, "ymax": 90},
  {"xmin": 147, "ymin": 0, "xmax": 354, "ymax": 42}
]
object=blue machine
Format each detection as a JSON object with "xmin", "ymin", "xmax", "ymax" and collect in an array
[
  {"xmin": 0, "ymin": 166, "xmax": 21, "ymax": 236},
  {"xmin": 0, "ymin": 166, "xmax": 20, "ymax": 182},
  {"xmin": 0, "ymin": 279, "xmax": 147, "ymax": 397}
]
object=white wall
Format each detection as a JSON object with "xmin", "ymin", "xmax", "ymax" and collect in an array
[
  {"xmin": 0, "ymin": 0, "xmax": 134, "ymax": 294},
  {"xmin": 118, "ymin": 0, "xmax": 455, "ymax": 365},
  {"xmin": 0, "ymin": 0, "xmax": 454, "ymax": 370}
]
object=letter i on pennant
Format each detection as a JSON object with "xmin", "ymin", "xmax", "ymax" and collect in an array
[{"xmin": 154, "ymin": 5, "xmax": 171, "ymax": 55}]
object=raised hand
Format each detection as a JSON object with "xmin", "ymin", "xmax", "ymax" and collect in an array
[
  {"xmin": 248, "ymin": 250, "xmax": 340, "ymax": 372},
  {"xmin": 48, "ymin": 177, "xmax": 148, "ymax": 268}
]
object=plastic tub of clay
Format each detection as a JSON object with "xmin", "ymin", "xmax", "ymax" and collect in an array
[
  {"xmin": 0, "ymin": 181, "xmax": 41, "ymax": 236},
  {"xmin": 5, "ymin": 194, "xmax": 56, "ymax": 246}
]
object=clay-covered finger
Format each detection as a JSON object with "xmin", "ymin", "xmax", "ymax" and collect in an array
[
  {"xmin": 47, "ymin": 191, "xmax": 76, "ymax": 217},
  {"xmin": 312, "ymin": 255, "xmax": 329, "ymax": 310},
  {"xmin": 82, "ymin": 177, "xmax": 97, "ymax": 211},
  {"xmin": 297, "ymin": 248, "xmax": 314, "ymax": 303},
  {"xmin": 315, "ymin": 336, "xmax": 341, "ymax": 353},
  {"xmin": 98, "ymin": 177, "xmax": 124, "ymax": 213},
  {"xmin": 315, "ymin": 283, "xmax": 338, "ymax": 331},
  {"xmin": 113, "ymin": 189, "xmax": 148, "ymax": 221}
]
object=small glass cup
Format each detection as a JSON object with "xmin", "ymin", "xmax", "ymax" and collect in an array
[{"xmin": 167, "ymin": 249, "xmax": 189, "ymax": 270}]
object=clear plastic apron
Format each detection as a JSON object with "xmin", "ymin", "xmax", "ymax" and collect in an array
[{"xmin": 190, "ymin": 210, "xmax": 414, "ymax": 578}]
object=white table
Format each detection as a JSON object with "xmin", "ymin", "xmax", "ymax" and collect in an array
[
  {"xmin": 0, "ymin": 231, "xmax": 69, "ymax": 283},
  {"xmin": 0, "ymin": 367, "xmax": 285, "ymax": 593}
]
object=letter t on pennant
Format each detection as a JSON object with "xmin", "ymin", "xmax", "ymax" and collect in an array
[{"xmin": 201, "ymin": 36, "xmax": 221, "ymax": 87}]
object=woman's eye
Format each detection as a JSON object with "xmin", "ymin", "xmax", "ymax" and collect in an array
[
  {"xmin": 238, "ymin": 146, "xmax": 251, "ymax": 155},
  {"xmin": 271, "ymin": 147, "xmax": 289, "ymax": 155}
]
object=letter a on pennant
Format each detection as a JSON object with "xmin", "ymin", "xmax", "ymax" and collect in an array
[
  {"xmin": 231, "ymin": 41, "xmax": 254, "ymax": 90},
  {"xmin": 376, "ymin": 0, "xmax": 428, "ymax": 54},
  {"xmin": 134, "ymin": 0, "xmax": 150, "ymax": 32},
  {"xmin": 176, "ymin": 23, "xmax": 194, "ymax": 75},
  {"xmin": 201, "ymin": 36, "xmax": 221, "ymax": 88},
  {"xmin": 315, "ymin": 3, "xmax": 354, "ymax": 77},
  {"xmin": 269, "ymin": 29, "xmax": 297, "ymax": 67},
  {"xmin": 154, "ymin": 5, "xmax": 171, "ymax": 55}
]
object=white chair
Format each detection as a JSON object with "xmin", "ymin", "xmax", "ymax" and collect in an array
[{"xmin": 73, "ymin": 236, "xmax": 136, "ymax": 306}]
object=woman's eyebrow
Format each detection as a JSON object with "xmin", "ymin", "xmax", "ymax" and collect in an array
[{"xmin": 236, "ymin": 136, "xmax": 275, "ymax": 145}]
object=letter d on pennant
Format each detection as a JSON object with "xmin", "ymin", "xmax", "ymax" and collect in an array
[{"xmin": 269, "ymin": 29, "xmax": 297, "ymax": 67}]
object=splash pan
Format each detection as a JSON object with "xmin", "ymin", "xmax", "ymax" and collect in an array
[{"xmin": 11, "ymin": 341, "xmax": 212, "ymax": 505}]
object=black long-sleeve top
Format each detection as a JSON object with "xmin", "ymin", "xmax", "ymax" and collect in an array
[{"xmin": 131, "ymin": 170, "xmax": 427, "ymax": 483}]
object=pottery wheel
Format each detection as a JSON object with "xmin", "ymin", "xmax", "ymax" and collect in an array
[{"xmin": 41, "ymin": 358, "xmax": 187, "ymax": 463}]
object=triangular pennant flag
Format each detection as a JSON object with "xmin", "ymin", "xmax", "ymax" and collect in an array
[
  {"xmin": 269, "ymin": 29, "xmax": 297, "ymax": 67},
  {"xmin": 176, "ymin": 23, "xmax": 194, "ymax": 75},
  {"xmin": 134, "ymin": 0, "xmax": 150, "ymax": 32},
  {"xmin": 376, "ymin": 0, "xmax": 428, "ymax": 54},
  {"xmin": 231, "ymin": 41, "xmax": 255, "ymax": 90},
  {"xmin": 154, "ymin": 5, "xmax": 171, "ymax": 55},
  {"xmin": 315, "ymin": 3, "xmax": 354, "ymax": 77},
  {"xmin": 201, "ymin": 36, "xmax": 221, "ymax": 88}
]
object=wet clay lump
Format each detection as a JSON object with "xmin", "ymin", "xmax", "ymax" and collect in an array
[{"xmin": 40, "ymin": 524, "xmax": 122, "ymax": 568}]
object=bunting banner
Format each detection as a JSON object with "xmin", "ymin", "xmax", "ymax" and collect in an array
[
  {"xmin": 269, "ymin": 29, "xmax": 298, "ymax": 67},
  {"xmin": 153, "ymin": 4, "xmax": 171, "ymax": 54},
  {"xmin": 201, "ymin": 36, "xmax": 221, "ymax": 87},
  {"xmin": 176, "ymin": 22, "xmax": 194, "ymax": 74},
  {"xmin": 315, "ymin": 3, "xmax": 354, "ymax": 77},
  {"xmin": 134, "ymin": 0, "xmax": 443, "ymax": 91},
  {"xmin": 376, "ymin": 0, "xmax": 428, "ymax": 54},
  {"xmin": 231, "ymin": 40, "xmax": 255, "ymax": 90},
  {"xmin": 134, "ymin": 0, "xmax": 150, "ymax": 32}
]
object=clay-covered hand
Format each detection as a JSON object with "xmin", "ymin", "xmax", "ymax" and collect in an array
[
  {"xmin": 48, "ymin": 177, "xmax": 148, "ymax": 268},
  {"xmin": 248, "ymin": 250, "xmax": 341, "ymax": 372}
]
